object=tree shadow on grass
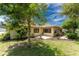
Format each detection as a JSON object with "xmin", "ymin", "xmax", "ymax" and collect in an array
[{"xmin": 6, "ymin": 40, "xmax": 63, "ymax": 56}]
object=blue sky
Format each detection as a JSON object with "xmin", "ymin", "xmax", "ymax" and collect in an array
[
  {"xmin": 45, "ymin": 3, "xmax": 66, "ymax": 26},
  {"xmin": 0, "ymin": 3, "xmax": 66, "ymax": 26}
]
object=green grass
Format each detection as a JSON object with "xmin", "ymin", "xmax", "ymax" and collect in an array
[{"xmin": 0, "ymin": 39, "xmax": 79, "ymax": 56}]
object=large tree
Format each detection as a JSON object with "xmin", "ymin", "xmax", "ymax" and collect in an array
[
  {"xmin": 0, "ymin": 3, "xmax": 47, "ymax": 47},
  {"xmin": 62, "ymin": 3, "xmax": 79, "ymax": 33}
]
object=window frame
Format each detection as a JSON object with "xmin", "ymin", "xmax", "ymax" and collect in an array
[
  {"xmin": 43, "ymin": 28, "xmax": 51, "ymax": 33},
  {"xmin": 34, "ymin": 28, "xmax": 39, "ymax": 33}
]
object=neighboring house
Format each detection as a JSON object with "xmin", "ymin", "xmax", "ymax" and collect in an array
[{"xmin": 10, "ymin": 24, "xmax": 63, "ymax": 39}]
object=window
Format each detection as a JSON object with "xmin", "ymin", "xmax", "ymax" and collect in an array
[
  {"xmin": 43, "ymin": 28, "xmax": 51, "ymax": 33},
  {"xmin": 54, "ymin": 30, "xmax": 59, "ymax": 33},
  {"xmin": 34, "ymin": 28, "xmax": 39, "ymax": 33}
]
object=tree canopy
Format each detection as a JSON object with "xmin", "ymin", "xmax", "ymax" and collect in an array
[
  {"xmin": 62, "ymin": 3, "xmax": 79, "ymax": 32},
  {"xmin": 62, "ymin": 3, "xmax": 79, "ymax": 19},
  {"xmin": 61, "ymin": 3, "xmax": 79, "ymax": 39},
  {"xmin": 0, "ymin": 3, "xmax": 48, "ymax": 47},
  {"xmin": 0, "ymin": 4, "xmax": 47, "ymax": 29}
]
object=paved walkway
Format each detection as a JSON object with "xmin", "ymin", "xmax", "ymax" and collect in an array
[
  {"xmin": 34, "ymin": 35, "xmax": 68, "ymax": 40},
  {"xmin": 35, "ymin": 35, "xmax": 52, "ymax": 39}
]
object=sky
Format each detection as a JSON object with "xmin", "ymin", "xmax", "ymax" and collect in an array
[
  {"xmin": 45, "ymin": 3, "xmax": 66, "ymax": 26},
  {"xmin": 0, "ymin": 3, "xmax": 66, "ymax": 26}
]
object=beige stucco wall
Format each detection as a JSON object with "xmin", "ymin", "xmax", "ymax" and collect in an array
[
  {"xmin": 43, "ymin": 28, "xmax": 54, "ymax": 36},
  {"xmin": 31, "ymin": 27, "xmax": 43, "ymax": 36},
  {"xmin": 31, "ymin": 27, "xmax": 55, "ymax": 36},
  {"xmin": 31, "ymin": 26, "xmax": 62, "ymax": 37}
]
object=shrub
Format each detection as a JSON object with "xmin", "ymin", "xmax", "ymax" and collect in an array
[
  {"xmin": 66, "ymin": 32, "xmax": 78, "ymax": 39},
  {"xmin": 2, "ymin": 33, "xmax": 10, "ymax": 41},
  {"xmin": 16, "ymin": 28, "xmax": 27, "ymax": 40}
]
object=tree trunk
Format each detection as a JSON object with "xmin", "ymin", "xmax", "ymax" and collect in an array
[
  {"xmin": 73, "ymin": 28, "xmax": 76, "ymax": 33},
  {"xmin": 27, "ymin": 18, "xmax": 31, "ymax": 48}
]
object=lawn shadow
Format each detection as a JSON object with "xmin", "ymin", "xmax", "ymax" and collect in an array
[{"xmin": 6, "ymin": 40, "xmax": 63, "ymax": 56}]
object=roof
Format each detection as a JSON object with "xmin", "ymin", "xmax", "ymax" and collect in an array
[
  {"xmin": 31, "ymin": 25, "xmax": 62, "ymax": 29},
  {"xmin": 27, "ymin": 23, "xmax": 63, "ymax": 29}
]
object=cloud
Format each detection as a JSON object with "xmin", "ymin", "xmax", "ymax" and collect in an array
[
  {"xmin": 53, "ymin": 16, "xmax": 66, "ymax": 22},
  {"xmin": 54, "ymin": 18, "xmax": 63, "ymax": 22}
]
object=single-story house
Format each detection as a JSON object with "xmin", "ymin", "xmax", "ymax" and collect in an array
[
  {"xmin": 31, "ymin": 25, "xmax": 63, "ymax": 36},
  {"xmin": 10, "ymin": 24, "xmax": 63, "ymax": 39}
]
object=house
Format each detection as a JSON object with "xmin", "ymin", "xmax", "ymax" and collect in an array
[
  {"xmin": 10, "ymin": 24, "xmax": 63, "ymax": 39},
  {"xmin": 31, "ymin": 25, "xmax": 63, "ymax": 37}
]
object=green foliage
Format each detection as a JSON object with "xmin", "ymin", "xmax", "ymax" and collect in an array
[
  {"xmin": 62, "ymin": 4, "xmax": 79, "ymax": 19},
  {"xmin": 1, "ymin": 32, "xmax": 10, "ymax": 41},
  {"xmin": 0, "ymin": 4, "xmax": 47, "ymax": 27},
  {"xmin": 62, "ymin": 4, "xmax": 79, "ymax": 40},
  {"xmin": 62, "ymin": 3, "xmax": 79, "ymax": 28},
  {"xmin": 62, "ymin": 18, "xmax": 78, "ymax": 30},
  {"xmin": 0, "ymin": 4, "xmax": 48, "ymax": 44},
  {"xmin": 16, "ymin": 26, "xmax": 27, "ymax": 38},
  {"xmin": 0, "ymin": 34, "xmax": 4, "ymax": 41},
  {"xmin": 0, "ymin": 3, "xmax": 47, "ymax": 31},
  {"xmin": 1, "ymin": 40, "xmax": 79, "ymax": 56},
  {"xmin": 62, "ymin": 19, "xmax": 78, "ymax": 39},
  {"xmin": 62, "ymin": 19, "xmax": 73, "ymax": 29},
  {"xmin": 66, "ymin": 32, "xmax": 78, "ymax": 39}
]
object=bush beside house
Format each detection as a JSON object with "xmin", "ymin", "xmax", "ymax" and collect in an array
[{"xmin": 66, "ymin": 32, "xmax": 78, "ymax": 39}]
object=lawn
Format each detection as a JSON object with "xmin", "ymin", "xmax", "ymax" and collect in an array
[{"xmin": 0, "ymin": 39, "xmax": 79, "ymax": 56}]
